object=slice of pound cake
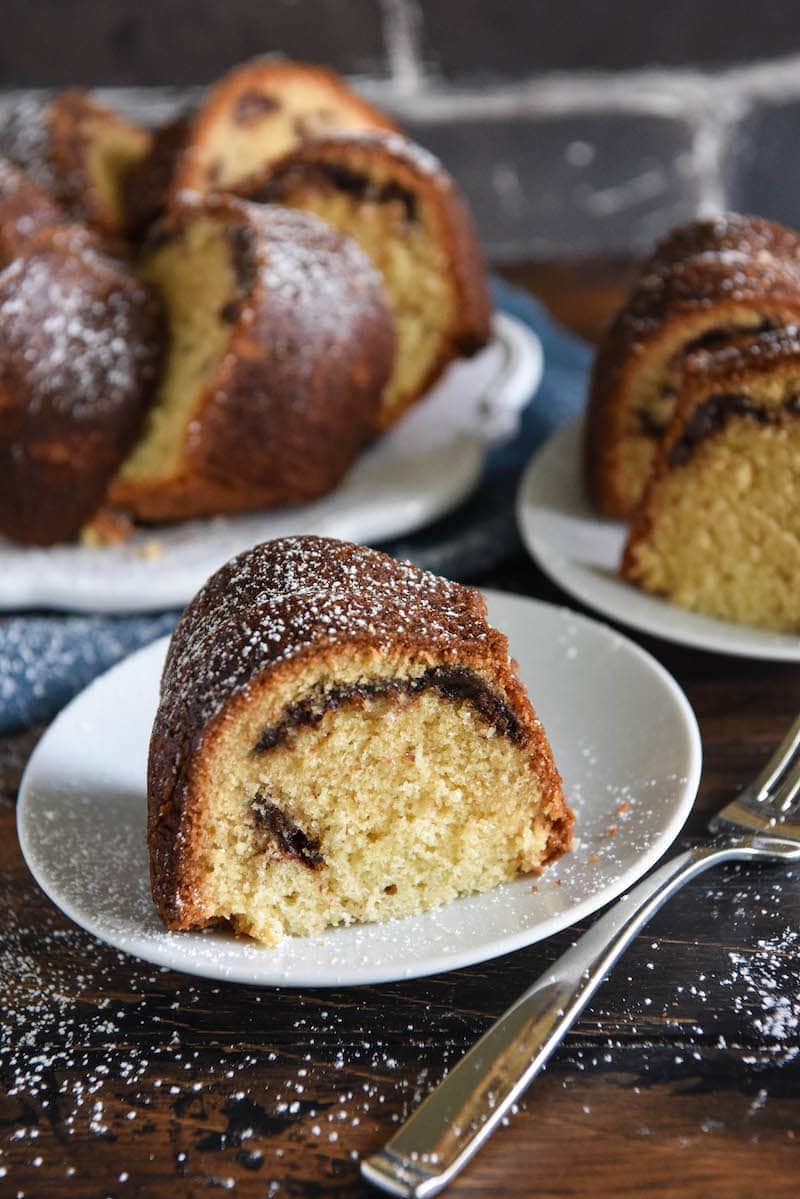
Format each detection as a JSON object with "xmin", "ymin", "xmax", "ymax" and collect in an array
[
  {"xmin": 108, "ymin": 195, "xmax": 394, "ymax": 522},
  {"xmin": 585, "ymin": 214, "xmax": 800, "ymax": 519},
  {"xmin": 622, "ymin": 326, "xmax": 800, "ymax": 631},
  {"xmin": 148, "ymin": 536, "xmax": 572, "ymax": 945},
  {"xmin": 240, "ymin": 132, "xmax": 492, "ymax": 428},
  {"xmin": 0, "ymin": 225, "xmax": 162, "ymax": 545},
  {"xmin": 0, "ymin": 90, "xmax": 151, "ymax": 237},
  {"xmin": 44, "ymin": 91, "xmax": 152, "ymax": 236}
]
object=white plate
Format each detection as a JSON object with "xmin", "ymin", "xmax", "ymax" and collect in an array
[
  {"xmin": 517, "ymin": 419, "xmax": 800, "ymax": 662},
  {"xmin": 18, "ymin": 589, "xmax": 701, "ymax": 988},
  {"xmin": 0, "ymin": 313, "xmax": 541, "ymax": 614}
]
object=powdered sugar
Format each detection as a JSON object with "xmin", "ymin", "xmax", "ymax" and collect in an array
[
  {"xmin": 252, "ymin": 203, "xmax": 392, "ymax": 379},
  {"xmin": 610, "ymin": 213, "xmax": 800, "ymax": 348},
  {"xmin": 304, "ymin": 128, "xmax": 447, "ymax": 184},
  {"xmin": 158, "ymin": 535, "xmax": 493, "ymax": 732},
  {"xmin": 722, "ymin": 926, "xmax": 800, "ymax": 1054},
  {"xmin": 0, "ymin": 94, "xmax": 56, "ymax": 192},
  {"xmin": 0, "ymin": 228, "xmax": 160, "ymax": 423}
]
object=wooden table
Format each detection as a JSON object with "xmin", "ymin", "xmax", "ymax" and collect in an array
[{"xmin": 2, "ymin": 263, "xmax": 799, "ymax": 1199}]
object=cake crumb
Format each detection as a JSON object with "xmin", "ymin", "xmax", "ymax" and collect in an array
[{"xmin": 137, "ymin": 538, "xmax": 164, "ymax": 560}]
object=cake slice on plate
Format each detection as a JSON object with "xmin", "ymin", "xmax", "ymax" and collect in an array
[
  {"xmin": 585, "ymin": 213, "xmax": 800, "ymax": 519},
  {"xmin": 622, "ymin": 325, "xmax": 800, "ymax": 631},
  {"xmin": 148, "ymin": 536, "xmax": 572, "ymax": 945}
]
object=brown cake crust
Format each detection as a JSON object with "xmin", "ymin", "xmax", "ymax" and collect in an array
[
  {"xmin": 108, "ymin": 195, "xmax": 395, "ymax": 521},
  {"xmin": 237, "ymin": 131, "xmax": 492, "ymax": 423},
  {"xmin": 585, "ymin": 220, "xmax": 800, "ymax": 518},
  {"xmin": 643, "ymin": 213, "xmax": 800, "ymax": 274},
  {"xmin": 0, "ymin": 224, "xmax": 162, "ymax": 545},
  {"xmin": 125, "ymin": 58, "xmax": 399, "ymax": 231},
  {"xmin": 0, "ymin": 158, "xmax": 65, "ymax": 264},
  {"xmin": 148, "ymin": 536, "xmax": 572, "ymax": 930}
]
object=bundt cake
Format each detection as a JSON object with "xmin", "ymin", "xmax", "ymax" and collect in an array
[
  {"xmin": 622, "ymin": 325, "xmax": 800, "ymax": 631},
  {"xmin": 107, "ymin": 195, "xmax": 394, "ymax": 522},
  {"xmin": 0, "ymin": 158, "xmax": 65, "ymax": 264},
  {"xmin": 0, "ymin": 224, "xmax": 162, "ymax": 546},
  {"xmin": 585, "ymin": 214, "xmax": 800, "ymax": 518},
  {"xmin": 148, "ymin": 535, "xmax": 572, "ymax": 944},
  {"xmin": 125, "ymin": 58, "xmax": 399, "ymax": 230},
  {"xmin": 239, "ymin": 132, "xmax": 492, "ymax": 428}
]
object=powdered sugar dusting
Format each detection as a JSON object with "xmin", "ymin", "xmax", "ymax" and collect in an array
[
  {"xmin": 603, "ymin": 213, "xmax": 800, "ymax": 354},
  {"xmin": 303, "ymin": 129, "xmax": 447, "ymax": 183},
  {"xmin": 647, "ymin": 213, "xmax": 800, "ymax": 273},
  {"xmin": 0, "ymin": 227, "xmax": 160, "ymax": 422},
  {"xmin": 159, "ymin": 535, "xmax": 493, "ymax": 732},
  {"xmin": 622, "ymin": 250, "xmax": 800, "ymax": 348},
  {"xmin": 0, "ymin": 94, "xmax": 56, "ymax": 192},
  {"xmin": 254, "ymin": 204, "xmax": 392, "ymax": 380},
  {"xmin": 723, "ymin": 924, "xmax": 800, "ymax": 1056}
]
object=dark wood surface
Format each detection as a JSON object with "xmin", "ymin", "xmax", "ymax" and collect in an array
[{"xmin": 2, "ymin": 263, "xmax": 799, "ymax": 1199}]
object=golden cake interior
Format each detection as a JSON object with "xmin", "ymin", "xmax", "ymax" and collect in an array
[
  {"xmin": 614, "ymin": 307, "xmax": 782, "ymax": 516},
  {"xmin": 84, "ymin": 114, "xmax": 151, "ymax": 227},
  {"xmin": 275, "ymin": 165, "xmax": 457, "ymax": 424},
  {"xmin": 193, "ymin": 653, "xmax": 559, "ymax": 945},
  {"xmin": 188, "ymin": 76, "xmax": 392, "ymax": 191},
  {"xmin": 113, "ymin": 217, "xmax": 237, "ymax": 489},
  {"xmin": 623, "ymin": 376, "xmax": 800, "ymax": 631}
]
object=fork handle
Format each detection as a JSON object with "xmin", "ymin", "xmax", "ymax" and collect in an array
[{"xmin": 362, "ymin": 840, "xmax": 751, "ymax": 1199}]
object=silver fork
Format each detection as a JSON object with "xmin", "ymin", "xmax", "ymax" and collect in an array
[{"xmin": 362, "ymin": 714, "xmax": 800, "ymax": 1199}]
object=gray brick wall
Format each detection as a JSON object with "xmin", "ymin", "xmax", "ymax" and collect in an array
[{"xmin": 5, "ymin": 0, "xmax": 800, "ymax": 259}]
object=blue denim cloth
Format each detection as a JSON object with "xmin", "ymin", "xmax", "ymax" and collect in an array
[{"xmin": 0, "ymin": 278, "xmax": 591, "ymax": 733}]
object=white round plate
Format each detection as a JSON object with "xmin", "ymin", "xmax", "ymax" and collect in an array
[
  {"xmin": 18, "ymin": 589, "xmax": 701, "ymax": 988},
  {"xmin": 517, "ymin": 419, "xmax": 800, "ymax": 662},
  {"xmin": 0, "ymin": 313, "xmax": 541, "ymax": 614}
]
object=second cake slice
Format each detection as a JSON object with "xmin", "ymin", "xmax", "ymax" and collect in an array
[
  {"xmin": 148, "ymin": 536, "xmax": 572, "ymax": 945},
  {"xmin": 622, "ymin": 326, "xmax": 800, "ymax": 631}
]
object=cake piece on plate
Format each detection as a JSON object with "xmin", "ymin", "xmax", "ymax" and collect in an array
[
  {"xmin": 108, "ymin": 195, "xmax": 394, "ymax": 522},
  {"xmin": 585, "ymin": 213, "xmax": 800, "ymax": 519},
  {"xmin": 622, "ymin": 325, "xmax": 800, "ymax": 631},
  {"xmin": 0, "ymin": 225, "xmax": 162, "ymax": 545},
  {"xmin": 239, "ymin": 131, "xmax": 492, "ymax": 428},
  {"xmin": 148, "ymin": 536, "xmax": 572, "ymax": 945}
]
